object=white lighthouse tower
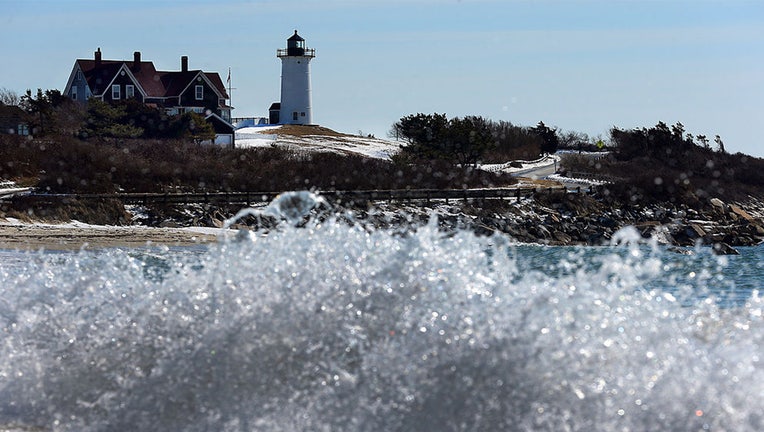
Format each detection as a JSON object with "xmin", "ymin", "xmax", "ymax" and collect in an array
[{"xmin": 277, "ymin": 30, "xmax": 315, "ymax": 125}]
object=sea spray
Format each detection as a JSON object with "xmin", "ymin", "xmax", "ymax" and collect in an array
[{"xmin": 0, "ymin": 193, "xmax": 761, "ymax": 431}]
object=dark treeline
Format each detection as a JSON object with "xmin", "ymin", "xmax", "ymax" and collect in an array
[
  {"xmin": 561, "ymin": 121, "xmax": 764, "ymax": 204},
  {"xmin": 390, "ymin": 113, "xmax": 564, "ymax": 166},
  {"xmin": 0, "ymin": 134, "xmax": 515, "ymax": 194},
  {"xmin": 390, "ymin": 113, "xmax": 603, "ymax": 166},
  {"xmin": 9, "ymin": 88, "xmax": 214, "ymax": 142}
]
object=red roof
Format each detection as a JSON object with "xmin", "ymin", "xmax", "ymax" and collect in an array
[{"xmin": 75, "ymin": 57, "xmax": 228, "ymax": 100}]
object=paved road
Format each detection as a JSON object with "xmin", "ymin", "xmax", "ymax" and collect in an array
[
  {"xmin": 512, "ymin": 161, "xmax": 557, "ymax": 180},
  {"xmin": 511, "ymin": 159, "xmax": 594, "ymax": 190}
]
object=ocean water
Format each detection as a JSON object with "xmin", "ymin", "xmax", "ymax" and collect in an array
[{"xmin": 0, "ymin": 193, "xmax": 761, "ymax": 431}]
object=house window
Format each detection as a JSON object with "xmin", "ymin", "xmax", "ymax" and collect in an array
[
  {"xmin": 17, "ymin": 124, "xmax": 29, "ymax": 136},
  {"xmin": 71, "ymin": 87, "xmax": 78, "ymax": 100},
  {"xmin": 126, "ymin": 85, "xmax": 135, "ymax": 99},
  {"xmin": 195, "ymin": 85, "xmax": 203, "ymax": 100},
  {"xmin": 293, "ymin": 111, "xmax": 298, "ymax": 121},
  {"xmin": 301, "ymin": 112, "xmax": 306, "ymax": 117},
  {"xmin": 112, "ymin": 85, "xmax": 121, "ymax": 100}
]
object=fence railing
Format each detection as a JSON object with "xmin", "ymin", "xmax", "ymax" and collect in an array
[
  {"xmin": 276, "ymin": 48, "xmax": 316, "ymax": 58},
  {"xmin": 6, "ymin": 186, "xmax": 600, "ymax": 206}
]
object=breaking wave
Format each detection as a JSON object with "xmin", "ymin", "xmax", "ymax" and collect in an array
[{"xmin": 0, "ymin": 192, "xmax": 761, "ymax": 431}]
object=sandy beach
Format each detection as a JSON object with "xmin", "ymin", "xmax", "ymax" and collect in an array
[{"xmin": 0, "ymin": 223, "xmax": 220, "ymax": 250}]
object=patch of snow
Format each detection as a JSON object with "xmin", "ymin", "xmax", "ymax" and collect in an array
[
  {"xmin": 0, "ymin": 217, "xmax": 232, "ymax": 237},
  {"xmin": 481, "ymin": 154, "xmax": 559, "ymax": 174},
  {"xmin": 547, "ymin": 173, "xmax": 611, "ymax": 186},
  {"xmin": 0, "ymin": 180, "xmax": 32, "ymax": 198},
  {"xmin": 0, "ymin": 219, "xmax": 126, "ymax": 230},
  {"xmin": 556, "ymin": 150, "xmax": 610, "ymax": 156},
  {"xmin": 234, "ymin": 127, "xmax": 400, "ymax": 160},
  {"xmin": 235, "ymin": 125, "xmax": 283, "ymax": 148}
]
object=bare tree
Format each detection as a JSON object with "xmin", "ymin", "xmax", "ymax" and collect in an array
[{"xmin": 0, "ymin": 87, "xmax": 20, "ymax": 106}]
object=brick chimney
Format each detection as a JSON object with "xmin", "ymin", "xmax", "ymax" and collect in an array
[
  {"xmin": 95, "ymin": 47, "xmax": 102, "ymax": 67},
  {"xmin": 133, "ymin": 51, "xmax": 141, "ymax": 70},
  {"xmin": 181, "ymin": 55, "xmax": 188, "ymax": 72}
]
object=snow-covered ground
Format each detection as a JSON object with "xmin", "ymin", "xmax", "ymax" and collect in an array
[
  {"xmin": 547, "ymin": 173, "xmax": 611, "ymax": 186},
  {"xmin": 0, "ymin": 216, "xmax": 228, "ymax": 237},
  {"xmin": 235, "ymin": 127, "xmax": 573, "ymax": 181},
  {"xmin": 243, "ymin": 126, "xmax": 609, "ymax": 189},
  {"xmin": 0, "ymin": 180, "xmax": 31, "ymax": 199},
  {"xmin": 235, "ymin": 126, "xmax": 400, "ymax": 160},
  {"xmin": 480, "ymin": 154, "xmax": 559, "ymax": 175}
]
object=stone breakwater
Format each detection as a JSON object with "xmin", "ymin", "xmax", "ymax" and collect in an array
[
  {"xmin": 125, "ymin": 192, "xmax": 764, "ymax": 254},
  {"xmin": 451, "ymin": 193, "xmax": 764, "ymax": 253}
]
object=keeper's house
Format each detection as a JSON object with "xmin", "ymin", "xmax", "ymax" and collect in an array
[{"xmin": 63, "ymin": 48, "xmax": 234, "ymax": 146}]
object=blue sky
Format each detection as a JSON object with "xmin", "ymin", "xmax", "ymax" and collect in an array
[{"xmin": 2, "ymin": 0, "xmax": 763, "ymax": 156}]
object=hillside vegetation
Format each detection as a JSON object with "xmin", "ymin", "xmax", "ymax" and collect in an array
[
  {"xmin": 4, "ymin": 90, "xmax": 761, "ymax": 211},
  {"xmin": 1, "ymin": 93, "xmax": 517, "ymax": 194},
  {"xmin": 391, "ymin": 113, "xmax": 550, "ymax": 165},
  {"xmin": 559, "ymin": 122, "xmax": 764, "ymax": 206},
  {"xmin": 0, "ymin": 134, "xmax": 516, "ymax": 194}
]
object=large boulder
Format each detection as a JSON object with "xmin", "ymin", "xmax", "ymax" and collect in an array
[
  {"xmin": 712, "ymin": 242, "xmax": 739, "ymax": 255},
  {"xmin": 729, "ymin": 204, "xmax": 756, "ymax": 223}
]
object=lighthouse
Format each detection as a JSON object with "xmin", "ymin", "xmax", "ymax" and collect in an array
[{"xmin": 277, "ymin": 30, "xmax": 315, "ymax": 125}]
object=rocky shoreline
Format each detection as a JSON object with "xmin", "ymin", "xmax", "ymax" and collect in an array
[
  {"xmin": 118, "ymin": 191, "xmax": 764, "ymax": 255},
  {"xmin": 3, "ymin": 184, "xmax": 763, "ymax": 253},
  {"xmin": 458, "ymin": 193, "xmax": 764, "ymax": 254}
]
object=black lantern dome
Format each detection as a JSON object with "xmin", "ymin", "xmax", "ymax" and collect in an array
[{"xmin": 287, "ymin": 30, "xmax": 306, "ymax": 56}]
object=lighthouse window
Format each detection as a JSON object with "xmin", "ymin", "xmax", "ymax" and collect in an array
[{"xmin": 195, "ymin": 85, "xmax": 204, "ymax": 100}]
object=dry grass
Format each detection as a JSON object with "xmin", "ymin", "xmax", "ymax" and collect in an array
[
  {"xmin": 514, "ymin": 178, "xmax": 564, "ymax": 188},
  {"xmin": 269, "ymin": 124, "xmax": 350, "ymax": 138},
  {"xmin": 4, "ymin": 197, "xmax": 131, "ymax": 225},
  {"xmin": 1, "ymin": 134, "xmax": 517, "ymax": 195}
]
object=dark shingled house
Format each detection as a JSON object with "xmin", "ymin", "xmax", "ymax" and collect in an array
[{"xmin": 63, "ymin": 48, "xmax": 234, "ymax": 146}]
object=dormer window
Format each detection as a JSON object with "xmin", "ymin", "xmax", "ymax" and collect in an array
[
  {"xmin": 195, "ymin": 85, "xmax": 204, "ymax": 100},
  {"xmin": 112, "ymin": 85, "xmax": 121, "ymax": 100}
]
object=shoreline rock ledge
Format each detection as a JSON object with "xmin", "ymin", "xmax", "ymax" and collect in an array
[{"xmin": 2, "ymin": 193, "xmax": 762, "ymax": 255}]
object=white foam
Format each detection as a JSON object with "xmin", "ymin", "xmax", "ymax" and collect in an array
[{"xmin": 0, "ymin": 193, "xmax": 760, "ymax": 431}]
